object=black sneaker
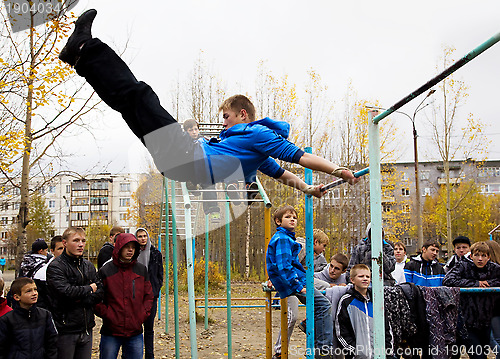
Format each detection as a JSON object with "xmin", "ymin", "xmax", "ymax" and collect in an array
[
  {"xmin": 226, "ymin": 183, "xmax": 241, "ymax": 205},
  {"xmin": 59, "ymin": 9, "xmax": 97, "ymax": 66},
  {"xmin": 272, "ymin": 353, "xmax": 281, "ymax": 359},
  {"xmin": 245, "ymin": 182, "xmax": 259, "ymax": 205}
]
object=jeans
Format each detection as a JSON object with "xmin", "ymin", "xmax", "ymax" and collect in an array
[
  {"xmin": 465, "ymin": 326, "xmax": 491, "ymax": 359},
  {"xmin": 491, "ymin": 316, "xmax": 500, "ymax": 359},
  {"xmin": 274, "ymin": 295, "xmax": 299, "ymax": 355},
  {"xmin": 144, "ymin": 299, "xmax": 158, "ymax": 359},
  {"xmin": 100, "ymin": 334, "xmax": 143, "ymax": 359},
  {"xmin": 57, "ymin": 332, "xmax": 93, "ymax": 359},
  {"xmin": 296, "ymin": 288, "xmax": 334, "ymax": 356}
]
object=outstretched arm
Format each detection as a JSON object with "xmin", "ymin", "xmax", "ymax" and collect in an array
[
  {"xmin": 298, "ymin": 153, "xmax": 359, "ymax": 185},
  {"xmin": 274, "ymin": 170, "xmax": 325, "ymax": 198}
]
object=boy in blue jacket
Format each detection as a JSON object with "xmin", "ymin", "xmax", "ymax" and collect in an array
[
  {"xmin": 59, "ymin": 10, "xmax": 359, "ymax": 197},
  {"xmin": 266, "ymin": 205, "xmax": 334, "ymax": 359}
]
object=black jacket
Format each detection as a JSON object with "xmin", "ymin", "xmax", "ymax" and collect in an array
[
  {"xmin": 148, "ymin": 245, "xmax": 163, "ymax": 297},
  {"xmin": 443, "ymin": 257, "xmax": 500, "ymax": 329},
  {"xmin": 46, "ymin": 250, "xmax": 103, "ymax": 334},
  {"xmin": 0, "ymin": 305, "xmax": 58, "ymax": 359},
  {"xmin": 97, "ymin": 242, "xmax": 114, "ymax": 269}
]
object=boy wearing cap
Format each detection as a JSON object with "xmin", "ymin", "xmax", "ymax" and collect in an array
[{"xmin": 444, "ymin": 235, "xmax": 471, "ymax": 273}]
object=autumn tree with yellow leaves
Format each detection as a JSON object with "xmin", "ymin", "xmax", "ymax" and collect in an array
[{"xmin": 0, "ymin": 7, "xmax": 101, "ymax": 273}]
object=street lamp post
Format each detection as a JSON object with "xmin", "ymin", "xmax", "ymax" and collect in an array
[{"xmin": 366, "ymin": 89, "xmax": 435, "ymax": 250}]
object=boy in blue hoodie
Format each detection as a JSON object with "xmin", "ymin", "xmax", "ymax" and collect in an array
[
  {"xmin": 266, "ymin": 205, "xmax": 334, "ymax": 359},
  {"xmin": 58, "ymin": 10, "xmax": 359, "ymax": 197}
]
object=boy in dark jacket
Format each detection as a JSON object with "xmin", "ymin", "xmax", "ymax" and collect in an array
[
  {"xmin": 96, "ymin": 233, "xmax": 154, "ymax": 359},
  {"xmin": 336, "ymin": 264, "xmax": 393, "ymax": 359},
  {"xmin": 0, "ymin": 277, "xmax": 58, "ymax": 359},
  {"xmin": 443, "ymin": 241, "xmax": 500, "ymax": 359},
  {"xmin": 46, "ymin": 227, "xmax": 103, "ymax": 359},
  {"xmin": 404, "ymin": 240, "xmax": 444, "ymax": 287},
  {"xmin": 97, "ymin": 226, "xmax": 125, "ymax": 269}
]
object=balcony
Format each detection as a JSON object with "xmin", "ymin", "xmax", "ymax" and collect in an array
[{"xmin": 437, "ymin": 177, "xmax": 461, "ymax": 185}]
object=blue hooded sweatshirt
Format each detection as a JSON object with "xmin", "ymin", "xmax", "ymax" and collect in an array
[{"xmin": 196, "ymin": 117, "xmax": 304, "ymax": 184}]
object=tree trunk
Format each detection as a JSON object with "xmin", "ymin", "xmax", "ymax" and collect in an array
[{"xmin": 445, "ymin": 160, "xmax": 453, "ymax": 254}]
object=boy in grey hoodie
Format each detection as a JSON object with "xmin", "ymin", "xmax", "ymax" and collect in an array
[{"xmin": 135, "ymin": 228, "xmax": 163, "ymax": 359}]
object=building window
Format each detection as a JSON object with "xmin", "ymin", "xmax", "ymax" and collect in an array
[
  {"xmin": 404, "ymin": 237, "xmax": 412, "ymax": 247},
  {"xmin": 420, "ymin": 170, "xmax": 430, "ymax": 180},
  {"xmin": 423, "ymin": 187, "xmax": 432, "ymax": 196},
  {"xmin": 382, "ymin": 204, "xmax": 391, "ymax": 213},
  {"xmin": 13, "ymin": 202, "xmax": 20, "ymax": 210},
  {"xmin": 0, "ymin": 202, "xmax": 8, "ymax": 211},
  {"xmin": 119, "ymin": 213, "xmax": 128, "ymax": 221},
  {"xmin": 482, "ymin": 184, "xmax": 500, "ymax": 194},
  {"xmin": 13, "ymin": 187, "xmax": 20, "ymax": 195},
  {"xmin": 66, "ymin": 215, "xmax": 69, "ymax": 223},
  {"xmin": 0, "ymin": 217, "xmax": 8, "ymax": 225},
  {"xmin": 402, "ymin": 204, "xmax": 411, "ymax": 213},
  {"xmin": 66, "ymin": 185, "xmax": 71, "ymax": 193},
  {"xmin": 119, "ymin": 198, "xmax": 130, "ymax": 207},
  {"xmin": 401, "ymin": 188, "xmax": 410, "ymax": 197},
  {"xmin": 1, "ymin": 232, "xmax": 6, "ymax": 239},
  {"xmin": 48, "ymin": 200, "xmax": 56, "ymax": 208},
  {"xmin": 50, "ymin": 215, "xmax": 55, "ymax": 223},
  {"xmin": 120, "ymin": 183, "xmax": 131, "ymax": 192},
  {"xmin": 402, "ymin": 172, "xmax": 409, "ymax": 181},
  {"xmin": 91, "ymin": 181, "xmax": 109, "ymax": 190},
  {"xmin": 48, "ymin": 185, "xmax": 56, "ymax": 193}
]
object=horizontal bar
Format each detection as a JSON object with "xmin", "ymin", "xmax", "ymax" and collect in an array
[
  {"xmin": 195, "ymin": 297, "xmax": 266, "ymax": 302},
  {"xmin": 373, "ymin": 32, "xmax": 500, "ymax": 125},
  {"xmin": 321, "ymin": 167, "xmax": 370, "ymax": 192}
]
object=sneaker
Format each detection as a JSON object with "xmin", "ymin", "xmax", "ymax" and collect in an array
[
  {"xmin": 272, "ymin": 353, "xmax": 281, "ymax": 359},
  {"xmin": 209, "ymin": 212, "xmax": 221, "ymax": 222},
  {"xmin": 226, "ymin": 183, "xmax": 241, "ymax": 205},
  {"xmin": 59, "ymin": 9, "xmax": 97, "ymax": 66},
  {"xmin": 245, "ymin": 182, "xmax": 259, "ymax": 205},
  {"xmin": 298, "ymin": 319, "xmax": 306, "ymax": 334}
]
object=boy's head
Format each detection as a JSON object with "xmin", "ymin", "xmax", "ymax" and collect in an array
[
  {"xmin": 471, "ymin": 241, "xmax": 490, "ymax": 268},
  {"xmin": 62, "ymin": 227, "xmax": 86, "ymax": 257},
  {"xmin": 393, "ymin": 241, "xmax": 407, "ymax": 263},
  {"xmin": 273, "ymin": 205, "xmax": 297, "ymax": 231},
  {"xmin": 486, "ymin": 241, "xmax": 500, "ymax": 265},
  {"xmin": 421, "ymin": 240, "xmax": 440, "ymax": 262},
  {"xmin": 135, "ymin": 228, "xmax": 149, "ymax": 247},
  {"xmin": 114, "ymin": 233, "xmax": 140, "ymax": 263},
  {"xmin": 50, "ymin": 235, "xmax": 64, "ymax": 258},
  {"xmin": 110, "ymin": 226, "xmax": 125, "ymax": 244},
  {"xmin": 31, "ymin": 239, "xmax": 48, "ymax": 256},
  {"xmin": 350, "ymin": 264, "xmax": 371, "ymax": 292},
  {"xmin": 452, "ymin": 236, "xmax": 471, "ymax": 258},
  {"xmin": 329, "ymin": 253, "xmax": 349, "ymax": 280},
  {"xmin": 313, "ymin": 229, "xmax": 329, "ymax": 255},
  {"xmin": 219, "ymin": 95, "xmax": 256, "ymax": 129},
  {"xmin": 183, "ymin": 119, "xmax": 200, "ymax": 140},
  {"xmin": 11, "ymin": 277, "xmax": 37, "ymax": 309}
]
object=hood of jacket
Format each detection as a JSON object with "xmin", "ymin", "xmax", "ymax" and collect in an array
[
  {"xmin": 135, "ymin": 228, "xmax": 151, "ymax": 269},
  {"xmin": 219, "ymin": 117, "xmax": 290, "ymax": 140},
  {"xmin": 112, "ymin": 233, "xmax": 140, "ymax": 266}
]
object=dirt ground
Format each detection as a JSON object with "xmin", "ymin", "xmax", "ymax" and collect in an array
[{"xmin": 90, "ymin": 281, "xmax": 308, "ymax": 359}]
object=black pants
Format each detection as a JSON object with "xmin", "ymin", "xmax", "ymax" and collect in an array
[
  {"xmin": 75, "ymin": 39, "xmax": 206, "ymax": 183},
  {"xmin": 144, "ymin": 299, "xmax": 158, "ymax": 359}
]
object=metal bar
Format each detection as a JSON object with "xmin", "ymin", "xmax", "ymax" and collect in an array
[
  {"xmin": 265, "ymin": 207, "xmax": 273, "ymax": 359},
  {"xmin": 170, "ymin": 180, "xmax": 180, "ymax": 358},
  {"xmin": 368, "ymin": 110, "xmax": 386, "ymax": 359},
  {"xmin": 164, "ymin": 177, "xmax": 169, "ymax": 334},
  {"xmin": 204, "ymin": 214, "xmax": 209, "ymax": 330},
  {"xmin": 373, "ymin": 32, "xmax": 500, "ymax": 125},
  {"xmin": 225, "ymin": 196, "xmax": 232, "ymax": 359},
  {"xmin": 181, "ymin": 182, "xmax": 198, "ymax": 359},
  {"xmin": 304, "ymin": 147, "xmax": 314, "ymax": 359},
  {"xmin": 281, "ymin": 297, "xmax": 289, "ymax": 359},
  {"xmin": 157, "ymin": 179, "xmax": 164, "ymax": 322},
  {"xmin": 195, "ymin": 297, "xmax": 268, "ymax": 301},
  {"xmin": 256, "ymin": 177, "xmax": 272, "ymax": 208},
  {"xmin": 321, "ymin": 167, "xmax": 370, "ymax": 192},
  {"xmin": 460, "ymin": 287, "xmax": 500, "ymax": 292}
]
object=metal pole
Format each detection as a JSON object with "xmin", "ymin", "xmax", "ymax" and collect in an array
[
  {"xmin": 264, "ymin": 207, "xmax": 273, "ymax": 359},
  {"xmin": 373, "ymin": 32, "xmax": 500, "ymax": 125},
  {"xmin": 280, "ymin": 297, "xmax": 289, "ymax": 359},
  {"xmin": 170, "ymin": 180, "xmax": 180, "ymax": 358},
  {"xmin": 368, "ymin": 110, "xmax": 386, "ymax": 359},
  {"xmin": 413, "ymin": 122, "xmax": 424, "ymax": 250},
  {"xmin": 304, "ymin": 147, "xmax": 314, "ymax": 359},
  {"xmin": 157, "ymin": 179, "xmax": 165, "ymax": 321},
  {"xmin": 164, "ymin": 177, "xmax": 169, "ymax": 333},
  {"xmin": 225, "ymin": 196, "xmax": 232, "ymax": 359},
  {"xmin": 181, "ymin": 183, "xmax": 198, "ymax": 359},
  {"xmin": 204, "ymin": 214, "xmax": 209, "ymax": 330}
]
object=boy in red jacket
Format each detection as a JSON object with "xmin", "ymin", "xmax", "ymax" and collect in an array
[{"xmin": 96, "ymin": 233, "xmax": 154, "ymax": 359}]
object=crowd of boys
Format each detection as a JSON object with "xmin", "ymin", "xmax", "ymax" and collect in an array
[
  {"xmin": 0, "ymin": 225, "xmax": 163, "ymax": 359},
  {"xmin": 266, "ymin": 204, "xmax": 500, "ymax": 359}
]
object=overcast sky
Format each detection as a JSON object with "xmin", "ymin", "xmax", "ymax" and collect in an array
[{"xmin": 35, "ymin": 0, "xmax": 500, "ymax": 173}]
